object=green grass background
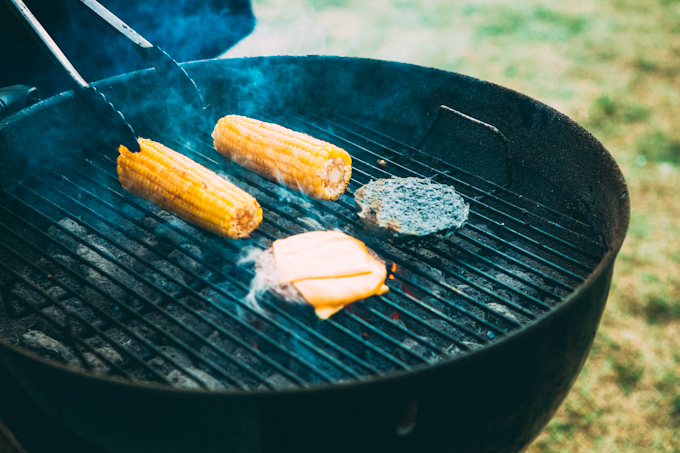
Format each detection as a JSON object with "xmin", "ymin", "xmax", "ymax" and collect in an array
[{"xmin": 225, "ymin": 0, "xmax": 680, "ymax": 451}]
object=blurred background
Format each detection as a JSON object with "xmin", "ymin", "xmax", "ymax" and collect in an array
[{"xmin": 222, "ymin": 0, "xmax": 679, "ymax": 451}]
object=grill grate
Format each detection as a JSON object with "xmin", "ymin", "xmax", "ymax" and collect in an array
[{"xmin": 0, "ymin": 110, "xmax": 607, "ymax": 391}]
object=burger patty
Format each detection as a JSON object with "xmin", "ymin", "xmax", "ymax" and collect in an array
[{"xmin": 354, "ymin": 177, "xmax": 469, "ymax": 247}]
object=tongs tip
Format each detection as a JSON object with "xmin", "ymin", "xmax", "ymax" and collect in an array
[
  {"xmin": 146, "ymin": 46, "xmax": 205, "ymax": 111},
  {"xmin": 79, "ymin": 86, "xmax": 139, "ymax": 152}
]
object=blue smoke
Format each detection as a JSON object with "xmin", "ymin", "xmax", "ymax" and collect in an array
[{"xmin": 0, "ymin": 0, "xmax": 255, "ymax": 96}]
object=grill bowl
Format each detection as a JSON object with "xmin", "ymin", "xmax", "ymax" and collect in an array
[{"xmin": 0, "ymin": 56, "xmax": 629, "ymax": 453}]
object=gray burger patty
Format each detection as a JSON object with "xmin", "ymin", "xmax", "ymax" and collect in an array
[{"xmin": 354, "ymin": 177, "xmax": 469, "ymax": 247}]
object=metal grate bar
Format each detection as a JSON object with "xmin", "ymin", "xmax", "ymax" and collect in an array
[
  {"xmin": 145, "ymin": 129, "xmax": 501, "ymax": 366},
  {"xmin": 256, "ymin": 218, "xmax": 456, "ymax": 364},
  {"xmin": 375, "ymin": 285, "xmax": 495, "ymax": 344},
  {"xmin": 0, "ymin": 197, "xmax": 261, "ymax": 389},
  {"xmin": 430, "ymin": 241, "xmax": 561, "ymax": 306},
  {"xmin": 178, "ymin": 133, "xmax": 546, "ymax": 324},
  {"xmin": 294, "ymin": 115, "xmax": 604, "ymax": 264},
  {"xmin": 149, "ymin": 133, "xmax": 496, "ymax": 368},
  {"xmin": 345, "ymin": 164, "xmax": 587, "ymax": 284},
  {"xmin": 445, "ymin": 237, "xmax": 570, "ymax": 298},
  {"xmin": 347, "ymin": 161, "xmax": 596, "ymax": 275},
  {"xmin": 251, "ymin": 224, "xmax": 424, "ymax": 368},
  {"xmin": 463, "ymin": 220, "xmax": 587, "ymax": 283},
  {"xmin": 336, "ymin": 309, "xmax": 435, "ymax": 364},
  {"xmin": 175, "ymin": 142, "xmax": 510, "ymax": 338},
  {"xmin": 388, "ymin": 273, "xmax": 519, "ymax": 332},
  {"xmin": 461, "ymin": 210, "xmax": 594, "ymax": 273},
  {"xmin": 304, "ymin": 112, "xmax": 604, "ymax": 244},
  {"xmin": 32, "ymin": 171, "xmax": 356, "ymax": 386},
  {"xmin": 73, "ymin": 156, "xmax": 399, "ymax": 377},
  {"xmin": 453, "ymin": 231, "xmax": 576, "ymax": 293},
  {"xmin": 9, "ymin": 181, "xmax": 322, "ymax": 388},
  {"xmin": 364, "ymin": 243, "xmax": 525, "ymax": 329},
  {"xmin": 63, "ymin": 153, "xmax": 406, "ymax": 377},
  {"xmin": 0, "ymin": 255, "xmax": 160, "ymax": 383},
  {"xmin": 357, "ymin": 302, "xmax": 470, "ymax": 352}
]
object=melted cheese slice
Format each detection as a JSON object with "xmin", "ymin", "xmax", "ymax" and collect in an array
[
  {"xmin": 272, "ymin": 231, "xmax": 390, "ymax": 319},
  {"xmin": 273, "ymin": 230, "xmax": 373, "ymax": 284},
  {"xmin": 293, "ymin": 254, "xmax": 389, "ymax": 319}
]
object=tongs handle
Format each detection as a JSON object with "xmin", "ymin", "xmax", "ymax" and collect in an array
[
  {"xmin": 3, "ymin": 0, "xmax": 140, "ymax": 152},
  {"xmin": 72, "ymin": 0, "xmax": 206, "ymax": 110}
]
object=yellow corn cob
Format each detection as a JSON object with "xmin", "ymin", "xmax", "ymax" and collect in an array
[
  {"xmin": 117, "ymin": 138, "xmax": 263, "ymax": 239},
  {"xmin": 212, "ymin": 115, "xmax": 352, "ymax": 201}
]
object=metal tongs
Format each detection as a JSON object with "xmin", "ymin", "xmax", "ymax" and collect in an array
[{"xmin": 5, "ymin": 0, "xmax": 207, "ymax": 152}]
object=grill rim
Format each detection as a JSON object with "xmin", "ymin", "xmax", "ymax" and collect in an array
[{"xmin": 0, "ymin": 56, "xmax": 630, "ymax": 397}]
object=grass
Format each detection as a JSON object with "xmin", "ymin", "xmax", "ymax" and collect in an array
[{"xmin": 226, "ymin": 0, "xmax": 680, "ymax": 450}]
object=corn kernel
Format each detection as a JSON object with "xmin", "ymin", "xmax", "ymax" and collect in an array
[
  {"xmin": 118, "ymin": 138, "xmax": 262, "ymax": 239},
  {"xmin": 212, "ymin": 115, "xmax": 353, "ymax": 201}
]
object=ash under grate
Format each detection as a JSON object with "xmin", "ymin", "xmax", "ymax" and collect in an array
[{"xmin": 0, "ymin": 111, "xmax": 606, "ymax": 391}]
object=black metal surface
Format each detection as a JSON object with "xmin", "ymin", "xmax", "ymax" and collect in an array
[
  {"xmin": 0, "ymin": 85, "xmax": 40, "ymax": 120},
  {"xmin": 0, "ymin": 56, "xmax": 629, "ymax": 453},
  {"xmin": 0, "ymin": 362, "xmax": 107, "ymax": 453}
]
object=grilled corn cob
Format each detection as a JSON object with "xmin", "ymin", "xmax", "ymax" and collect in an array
[
  {"xmin": 117, "ymin": 138, "xmax": 263, "ymax": 239},
  {"xmin": 212, "ymin": 115, "xmax": 352, "ymax": 201}
]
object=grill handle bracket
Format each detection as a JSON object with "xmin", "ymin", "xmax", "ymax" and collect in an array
[{"xmin": 417, "ymin": 105, "xmax": 513, "ymax": 191}]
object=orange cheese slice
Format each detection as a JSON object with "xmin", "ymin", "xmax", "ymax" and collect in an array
[
  {"xmin": 293, "ymin": 253, "xmax": 389, "ymax": 319},
  {"xmin": 273, "ymin": 230, "xmax": 373, "ymax": 284},
  {"xmin": 271, "ymin": 230, "xmax": 390, "ymax": 319}
]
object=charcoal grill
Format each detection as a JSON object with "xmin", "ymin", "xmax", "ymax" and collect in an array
[{"xmin": 0, "ymin": 56, "xmax": 629, "ymax": 453}]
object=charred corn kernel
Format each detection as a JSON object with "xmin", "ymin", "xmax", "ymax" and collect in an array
[
  {"xmin": 117, "ymin": 138, "xmax": 262, "ymax": 239},
  {"xmin": 212, "ymin": 115, "xmax": 352, "ymax": 201}
]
